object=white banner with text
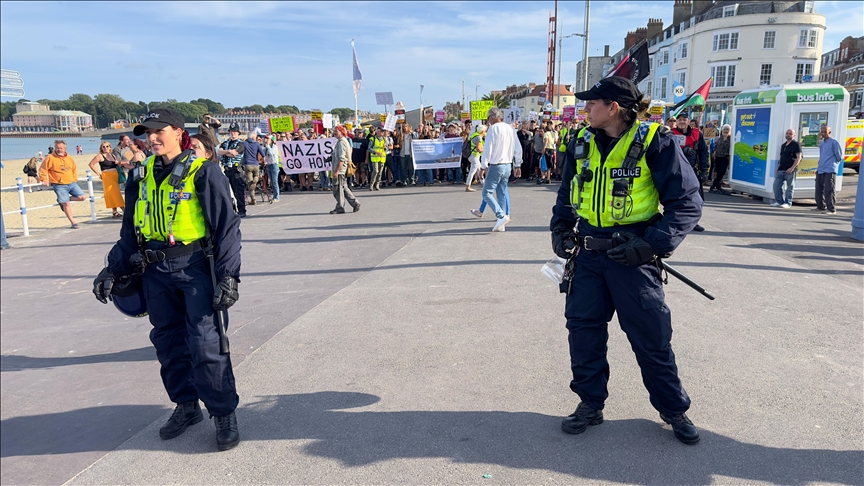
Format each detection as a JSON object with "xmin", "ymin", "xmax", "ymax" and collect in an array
[
  {"xmin": 276, "ymin": 138, "xmax": 336, "ymax": 174},
  {"xmin": 411, "ymin": 138, "xmax": 463, "ymax": 170}
]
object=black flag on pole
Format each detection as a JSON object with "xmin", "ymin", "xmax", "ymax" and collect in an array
[{"xmin": 605, "ymin": 41, "xmax": 650, "ymax": 85}]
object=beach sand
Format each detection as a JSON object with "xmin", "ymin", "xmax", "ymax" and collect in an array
[{"xmin": 1, "ymin": 153, "xmax": 123, "ymax": 235}]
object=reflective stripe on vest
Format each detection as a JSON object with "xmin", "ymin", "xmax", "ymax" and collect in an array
[
  {"xmin": 570, "ymin": 122, "xmax": 662, "ymax": 228},
  {"xmin": 558, "ymin": 128, "xmax": 569, "ymax": 152},
  {"xmin": 370, "ymin": 137, "xmax": 386, "ymax": 163},
  {"xmin": 134, "ymin": 154, "xmax": 207, "ymax": 244},
  {"xmin": 470, "ymin": 132, "xmax": 484, "ymax": 156}
]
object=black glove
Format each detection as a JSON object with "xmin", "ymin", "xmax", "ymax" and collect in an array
[
  {"xmin": 551, "ymin": 228, "xmax": 577, "ymax": 259},
  {"xmin": 213, "ymin": 276, "xmax": 239, "ymax": 311},
  {"xmin": 607, "ymin": 232, "xmax": 655, "ymax": 266},
  {"xmin": 93, "ymin": 267, "xmax": 115, "ymax": 304}
]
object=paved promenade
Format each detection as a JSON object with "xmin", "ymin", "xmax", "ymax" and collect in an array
[{"xmin": 1, "ymin": 177, "xmax": 862, "ymax": 485}]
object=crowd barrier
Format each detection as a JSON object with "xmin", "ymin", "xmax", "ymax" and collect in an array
[{"xmin": 1, "ymin": 171, "xmax": 102, "ymax": 237}]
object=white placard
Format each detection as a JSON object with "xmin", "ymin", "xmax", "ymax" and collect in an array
[
  {"xmin": 276, "ymin": 138, "xmax": 337, "ymax": 174},
  {"xmin": 322, "ymin": 113, "xmax": 333, "ymax": 129},
  {"xmin": 501, "ymin": 108, "xmax": 521, "ymax": 123},
  {"xmin": 375, "ymin": 92, "xmax": 394, "ymax": 105},
  {"xmin": 411, "ymin": 138, "xmax": 463, "ymax": 170},
  {"xmin": 383, "ymin": 114, "xmax": 396, "ymax": 132},
  {"xmin": 528, "ymin": 111, "xmax": 539, "ymax": 122}
]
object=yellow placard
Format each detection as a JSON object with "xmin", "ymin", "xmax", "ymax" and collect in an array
[
  {"xmin": 311, "ymin": 111, "xmax": 323, "ymax": 121},
  {"xmin": 470, "ymin": 100, "xmax": 495, "ymax": 120},
  {"xmin": 269, "ymin": 116, "xmax": 295, "ymax": 133},
  {"xmin": 649, "ymin": 106, "xmax": 664, "ymax": 115},
  {"xmin": 345, "ymin": 123, "xmax": 353, "ymax": 131},
  {"xmin": 380, "ymin": 114, "xmax": 387, "ymax": 123},
  {"xmin": 460, "ymin": 111, "xmax": 470, "ymax": 121}
]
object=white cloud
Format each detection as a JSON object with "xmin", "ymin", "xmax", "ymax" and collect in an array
[{"xmin": 105, "ymin": 42, "xmax": 132, "ymax": 53}]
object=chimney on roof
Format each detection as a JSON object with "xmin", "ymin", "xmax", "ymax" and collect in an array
[
  {"xmin": 604, "ymin": 45, "xmax": 610, "ymax": 57},
  {"xmin": 647, "ymin": 18, "xmax": 664, "ymax": 40},
  {"xmin": 673, "ymin": 0, "xmax": 693, "ymax": 26},
  {"xmin": 529, "ymin": 82, "xmax": 536, "ymax": 90}
]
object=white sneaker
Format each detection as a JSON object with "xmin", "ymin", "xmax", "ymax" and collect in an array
[
  {"xmin": 780, "ymin": 203, "xmax": 790, "ymax": 208},
  {"xmin": 470, "ymin": 209, "xmax": 483, "ymax": 218},
  {"xmin": 492, "ymin": 215, "xmax": 510, "ymax": 232},
  {"xmin": 770, "ymin": 202, "xmax": 781, "ymax": 207},
  {"xmin": 499, "ymin": 226, "xmax": 506, "ymax": 232}
]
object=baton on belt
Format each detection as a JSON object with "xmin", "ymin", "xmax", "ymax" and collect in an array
[{"xmin": 659, "ymin": 260, "xmax": 715, "ymax": 301}]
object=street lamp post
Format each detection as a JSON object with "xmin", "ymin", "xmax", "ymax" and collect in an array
[{"xmin": 558, "ymin": 32, "xmax": 585, "ymax": 109}]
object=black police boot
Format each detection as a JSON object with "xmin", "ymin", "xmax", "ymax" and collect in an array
[
  {"xmin": 660, "ymin": 412, "xmax": 700, "ymax": 445},
  {"xmin": 693, "ymin": 224, "xmax": 705, "ymax": 232},
  {"xmin": 214, "ymin": 411, "xmax": 240, "ymax": 451},
  {"xmin": 159, "ymin": 401, "xmax": 203, "ymax": 440},
  {"xmin": 561, "ymin": 402, "xmax": 603, "ymax": 434}
]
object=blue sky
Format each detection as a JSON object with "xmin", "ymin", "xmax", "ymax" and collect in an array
[{"xmin": 0, "ymin": 1, "xmax": 860, "ymax": 113}]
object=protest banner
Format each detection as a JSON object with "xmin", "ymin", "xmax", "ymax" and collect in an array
[
  {"xmin": 460, "ymin": 111, "xmax": 471, "ymax": 121},
  {"xmin": 649, "ymin": 105, "xmax": 664, "ymax": 115},
  {"xmin": 411, "ymin": 138, "xmax": 463, "ymax": 170},
  {"xmin": 528, "ymin": 111, "xmax": 539, "ymax": 122},
  {"xmin": 310, "ymin": 110, "xmax": 323, "ymax": 121},
  {"xmin": 269, "ymin": 115, "xmax": 295, "ymax": 133},
  {"xmin": 470, "ymin": 100, "xmax": 494, "ymax": 121},
  {"xmin": 435, "ymin": 110, "xmax": 445, "ymax": 123},
  {"xmin": 543, "ymin": 111, "xmax": 551, "ymax": 121},
  {"xmin": 562, "ymin": 107, "xmax": 576, "ymax": 122},
  {"xmin": 258, "ymin": 119, "xmax": 270, "ymax": 134},
  {"xmin": 276, "ymin": 138, "xmax": 336, "ymax": 174},
  {"xmin": 501, "ymin": 108, "xmax": 521, "ymax": 123},
  {"xmin": 375, "ymin": 92, "xmax": 394, "ymax": 105},
  {"xmin": 384, "ymin": 114, "xmax": 396, "ymax": 132},
  {"xmin": 322, "ymin": 113, "xmax": 333, "ymax": 129},
  {"xmin": 551, "ymin": 110, "xmax": 561, "ymax": 121},
  {"xmin": 379, "ymin": 114, "xmax": 387, "ymax": 124},
  {"xmin": 395, "ymin": 109, "xmax": 406, "ymax": 124},
  {"xmin": 538, "ymin": 91, "xmax": 547, "ymax": 104},
  {"xmin": 423, "ymin": 107, "xmax": 434, "ymax": 122},
  {"xmin": 345, "ymin": 123, "xmax": 353, "ymax": 131}
]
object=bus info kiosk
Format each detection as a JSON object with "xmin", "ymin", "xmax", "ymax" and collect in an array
[{"xmin": 729, "ymin": 84, "xmax": 850, "ymax": 201}]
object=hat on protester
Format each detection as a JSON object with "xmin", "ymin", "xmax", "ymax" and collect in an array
[
  {"xmin": 133, "ymin": 108, "xmax": 185, "ymax": 136},
  {"xmin": 573, "ymin": 76, "xmax": 640, "ymax": 109}
]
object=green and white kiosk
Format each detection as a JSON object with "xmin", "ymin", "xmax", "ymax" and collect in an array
[{"xmin": 729, "ymin": 84, "xmax": 849, "ymax": 201}]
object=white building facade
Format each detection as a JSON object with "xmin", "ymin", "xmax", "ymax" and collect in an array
[{"xmin": 643, "ymin": 0, "xmax": 825, "ymax": 124}]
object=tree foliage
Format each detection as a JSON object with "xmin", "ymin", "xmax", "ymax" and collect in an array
[
  {"xmin": 329, "ymin": 107, "xmax": 354, "ymax": 121},
  {"xmin": 481, "ymin": 92, "xmax": 510, "ymax": 109}
]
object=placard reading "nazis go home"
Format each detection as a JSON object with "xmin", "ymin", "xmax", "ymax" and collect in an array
[{"xmin": 276, "ymin": 138, "xmax": 336, "ymax": 174}]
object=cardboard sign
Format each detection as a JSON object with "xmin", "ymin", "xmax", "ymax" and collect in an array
[
  {"xmin": 551, "ymin": 110, "xmax": 561, "ymax": 121},
  {"xmin": 528, "ymin": 111, "xmax": 538, "ymax": 122},
  {"xmin": 384, "ymin": 114, "xmax": 396, "ymax": 132},
  {"xmin": 470, "ymin": 100, "xmax": 494, "ymax": 121},
  {"xmin": 562, "ymin": 107, "xmax": 576, "ymax": 122},
  {"xmin": 345, "ymin": 123, "xmax": 353, "ymax": 131},
  {"xmin": 435, "ymin": 111, "xmax": 446, "ymax": 123},
  {"xmin": 310, "ymin": 110, "xmax": 323, "ymax": 121},
  {"xmin": 269, "ymin": 116, "xmax": 295, "ymax": 133},
  {"xmin": 411, "ymin": 138, "xmax": 463, "ymax": 170},
  {"xmin": 538, "ymin": 91, "xmax": 547, "ymax": 104},
  {"xmin": 375, "ymin": 92, "xmax": 394, "ymax": 105},
  {"xmin": 380, "ymin": 114, "xmax": 387, "ymax": 124},
  {"xmin": 276, "ymin": 138, "xmax": 336, "ymax": 174},
  {"xmin": 501, "ymin": 108, "xmax": 521, "ymax": 123},
  {"xmin": 460, "ymin": 111, "xmax": 471, "ymax": 121},
  {"xmin": 649, "ymin": 105, "xmax": 664, "ymax": 115},
  {"xmin": 322, "ymin": 113, "xmax": 333, "ymax": 129},
  {"xmin": 423, "ymin": 107, "xmax": 434, "ymax": 122},
  {"xmin": 395, "ymin": 109, "xmax": 406, "ymax": 124}
]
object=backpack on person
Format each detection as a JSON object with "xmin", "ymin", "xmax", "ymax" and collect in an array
[{"xmin": 23, "ymin": 157, "xmax": 39, "ymax": 177}]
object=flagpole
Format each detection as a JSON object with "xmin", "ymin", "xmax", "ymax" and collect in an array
[{"xmin": 582, "ymin": 0, "xmax": 590, "ymax": 91}]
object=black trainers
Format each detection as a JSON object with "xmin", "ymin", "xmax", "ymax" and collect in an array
[
  {"xmin": 692, "ymin": 224, "xmax": 705, "ymax": 232},
  {"xmin": 353, "ymin": 203, "xmax": 361, "ymax": 213},
  {"xmin": 660, "ymin": 412, "xmax": 700, "ymax": 445},
  {"xmin": 561, "ymin": 402, "xmax": 603, "ymax": 434},
  {"xmin": 159, "ymin": 401, "xmax": 203, "ymax": 440},
  {"xmin": 214, "ymin": 411, "xmax": 240, "ymax": 451}
]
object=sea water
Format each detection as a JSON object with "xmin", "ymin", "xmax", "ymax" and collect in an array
[{"xmin": 0, "ymin": 137, "xmax": 104, "ymax": 161}]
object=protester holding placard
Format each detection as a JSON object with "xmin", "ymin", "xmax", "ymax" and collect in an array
[{"xmin": 330, "ymin": 125, "xmax": 360, "ymax": 214}]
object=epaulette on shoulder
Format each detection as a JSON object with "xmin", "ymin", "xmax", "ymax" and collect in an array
[{"xmin": 656, "ymin": 125, "xmax": 671, "ymax": 135}]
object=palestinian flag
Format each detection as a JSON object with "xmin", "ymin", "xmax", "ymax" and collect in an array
[{"xmin": 672, "ymin": 78, "xmax": 712, "ymax": 117}]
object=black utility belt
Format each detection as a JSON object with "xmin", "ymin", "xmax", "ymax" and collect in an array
[
  {"xmin": 576, "ymin": 236, "xmax": 616, "ymax": 251},
  {"xmin": 143, "ymin": 239, "xmax": 204, "ymax": 263}
]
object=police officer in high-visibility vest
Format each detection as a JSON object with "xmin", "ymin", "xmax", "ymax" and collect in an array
[
  {"xmin": 93, "ymin": 109, "xmax": 242, "ymax": 451},
  {"xmin": 367, "ymin": 127, "xmax": 390, "ymax": 191},
  {"xmin": 218, "ymin": 123, "xmax": 247, "ymax": 217},
  {"xmin": 550, "ymin": 77, "xmax": 703, "ymax": 445}
]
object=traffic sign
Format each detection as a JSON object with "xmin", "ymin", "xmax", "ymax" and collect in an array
[{"xmin": 0, "ymin": 69, "xmax": 24, "ymax": 98}]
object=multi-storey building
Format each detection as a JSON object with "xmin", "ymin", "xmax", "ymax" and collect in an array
[
  {"xmin": 11, "ymin": 102, "xmax": 92, "ymax": 132},
  {"xmin": 507, "ymin": 83, "xmax": 575, "ymax": 119},
  {"xmin": 819, "ymin": 36, "xmax": 864, "ymax": 117}
]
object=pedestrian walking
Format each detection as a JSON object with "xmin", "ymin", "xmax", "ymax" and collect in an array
[
  {"xmin": 550, "ymin": 76, "xmax": 703, "ymax": 445},
  {"xmin": 242, "ymin": 133, "xmax": 266, "ymax": 204},
  {"xmin": 481, "ymin": 107, "xmax": 520, "ymax": 232},
  {"xmin": 88, "ymin": 141, "xmax": 124, "ymax": 217},
  {"xmin": 262, "ymin": 136, "xmax": 281, "ymax": 202},
  {"xmin": 814, "ymin": 125, "xmax": 842, "ymax": 214},
  {"xmin": 330, "ymin": 125, "xmax": 360, "ymax": 214},
  {"xmin": 93, "ymin": 108, "xmax": 242, "ymax": 452},
  {"xmin": 465, "ymin": 124, "xmax": 486, "ymax": 192},
  {"xmin": 38, "ymin": 140, "xmax": 86, "ymax": 229}
]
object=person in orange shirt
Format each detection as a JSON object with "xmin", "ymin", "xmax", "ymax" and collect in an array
[{"xmin": 39, "ymin": 139, "xmax": 86, "ymax": 229}]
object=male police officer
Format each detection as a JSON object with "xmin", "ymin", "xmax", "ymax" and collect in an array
[
  {"xmin": 218, "ymin": 123, "xmax": 247, "ymax": 217},
  {"xmin": 550, "ymin": 77, "xmax": 703, "ymax": 445},
  {"xmin": 93, "ymin": 108, "xmax": 242, "ymax": 451},
  {"xmin": 671, "ymin": 113, "xmax": 708, "ymax": 231}
]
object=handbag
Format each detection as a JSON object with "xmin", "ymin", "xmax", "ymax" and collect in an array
[
  {"xmin": 540, "ymin": 154, "xmax": 548, "ymax": 172},
  {"xmin": 346, "ymin": 160, "xmax": 357, "ymax": 177}
]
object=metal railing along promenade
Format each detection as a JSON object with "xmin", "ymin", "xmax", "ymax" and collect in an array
[{"xmin": 1, "ymin": 171, "xmax": 103, "ymax": 237}]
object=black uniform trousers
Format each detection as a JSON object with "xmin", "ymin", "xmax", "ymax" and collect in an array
[
  {"xmin": 143, "ymin": 250, "xmax": 239, "ymax": 417},
  {"xmin": 224, "ymin": 166, "xmax": 246, "ymax": 216},
  {"xmin": 564, "ymin": 232, "xmax": 690, "ymax": 416}
]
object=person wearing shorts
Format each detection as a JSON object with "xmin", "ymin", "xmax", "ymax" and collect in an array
[{"xmin": 39, "ymin": 140, "xmax": 86, "ymax": 228}]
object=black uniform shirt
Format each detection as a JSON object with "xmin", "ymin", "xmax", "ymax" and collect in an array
[
  {"xmin": 107, "ymin": 151, "xmax": 242, "ymax": 280},
  {"xmin": 550, "ymin": 122, "xmax": 702, "ymax": 256}
]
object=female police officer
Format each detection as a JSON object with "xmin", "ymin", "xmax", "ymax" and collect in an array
[
  {"xmin": 550, "ymin": 77, "xmax": 703, "ymax": 445},
  {"xmin": 93, "ymin": 108, "xmax": 242, "ymax": 451}
]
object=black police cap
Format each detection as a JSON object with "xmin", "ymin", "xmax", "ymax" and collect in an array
[
  {"xmin": 574, "ymin": 76, "xmax": 641, "ymax": 109},
  {"xmin": 133, "ymin": 108, "xmax": 186, "ymax": 136}
]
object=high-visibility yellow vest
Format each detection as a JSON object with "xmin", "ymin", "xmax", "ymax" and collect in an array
[
  {"xmin": 134, "ymin": 153, "xmax": 207, "ymax": 244},
  {"xmin": 570, "ymin": 122, "xmax": 662, "ymax": 228},
  {"xmin": 558, "ymin": 128, "xmax": 569, "ymax": 152},
  {"xmin": 470, "ymin": 132, "xmax": 484, "ymax": 156},
  {"xmin": 370, "ymin": 137, "xmax": 387, "ymax": 163}
]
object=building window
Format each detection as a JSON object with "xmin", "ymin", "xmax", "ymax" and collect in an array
[
  {"xmin": 710, "ymin": 63, "xmax": 737, "ymax": 88},
  {"xmin": 663, "ymin": 50, "xmax": 669, "ymax": 65},
  {"xmin": 760, "ymin": 64, "xmax": 773, "ymax": 85},
  {"xmin": 531, "ymin": 98, "xmax": 535, "ymax": 104},
  {"xmin": 763, "ymin": 31, "xmax": 776, "ymax": 49},
  {"xmin": 859, "ymin": 71, "xmax": 864, "ymax": 84},
  {"xmin": 562, "ymin": 97, "xmax": 568, "ymax": 103},
  {"xmin": 659, "ymin": 77, "xmax": 668, "ymax": 99},
  {"xmin": 676, "ymin": 70, "xmax": 687, "ymax": 88},
  {"xmin": 804, "ymin": 1, "xmax": 814, "ymax": 13},
  {"xmin": 646, "ymin": 81, "xmax": 653, "ymax": 98},
  {"xmin": 798, "ymin": 29, "xmax": 818, "ymax": 48},
  {"xmin": 795, "ymin": 62, "xmax": 814, "ymax": 83},
  {"xmin": 680, "ymin": 41, "xmax": 688, "ymax": 59},
  {"xmin": 723, "ymin": 4, "xmax": 738, "ymax": 17},
  {"xmin": 712, "ymin": 31, "xmax": 739, "ymax": 52}
]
